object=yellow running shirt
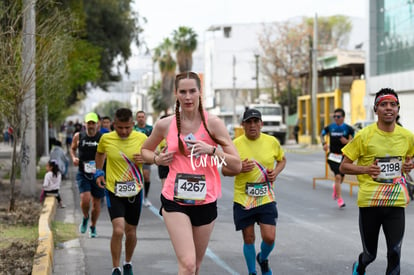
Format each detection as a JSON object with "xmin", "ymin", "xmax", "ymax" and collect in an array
[
  {"xmin": 233, "ymin": 133, "xmax": 285, "ymax": 209},
  {"xmin": 342, "ymin": 123, "xmax": 414, "ymax": 207},
  {"xmin": 97, "ymin": 131, "xmax": 147, "ymax": 194}
]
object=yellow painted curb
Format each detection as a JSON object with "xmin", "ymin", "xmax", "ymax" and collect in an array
[{"xmin": 32, "ymin": 196, "xmax": 56, "ymax": 275}]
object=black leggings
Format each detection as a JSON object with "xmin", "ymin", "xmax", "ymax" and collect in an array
[
  {"xmin": 356, "ymin": 207, "xmax": 405, "ymax": 275},
  {"xmin": 44, "ymin": 189, "xmax": 62, "ymax": 203}
]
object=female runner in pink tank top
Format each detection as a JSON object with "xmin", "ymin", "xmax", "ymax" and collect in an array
[{"xmin": 141, "ymin": 71, "xmax": 241, "ymax": 274}]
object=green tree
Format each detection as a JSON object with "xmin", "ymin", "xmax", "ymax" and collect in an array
[
  {"xmin": 172, "ymin": 26, "xmax": 198, "ymax": 73},
  {"xmin": 94, "ymin": 100, "xmax": 131, "ymax": 119},
  {"xmin": 259, "ymin": 15, "xmax": 352, "ymax": 114},
  {"xmin": 148, "ymin": 81, "xmax": 169, "ymax": 115},
  {"xmin": 259, "ymin": 20, "xmax": 310, "ymax": 113},
  {"xmin": 306, "ymin": 15, "xmax": 352, "ymax": 50},
  {"xmin": 0, "ymin": 1, "xmax": 79, "ymax": 209},
  {"xmin": 83, "ymin": 0, "xmax": 143, "ymax": 87},
  {"xmin": 153, "ymin": 38, "xmax": 176, "ymax": 111}
]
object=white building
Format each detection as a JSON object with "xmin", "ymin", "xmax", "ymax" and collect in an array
[
  {"xmin": 204, "ymin": 23, "xmax": 266, "ymax": 125},
  {"xmin": 203, "ymin": 17, "xmax": 366, "ymax": 127},
  {"xmin": 366, "ymin": 0, "xmax": 414, "ymax": 132}
]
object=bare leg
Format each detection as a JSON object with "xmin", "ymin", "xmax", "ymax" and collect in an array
[
  {"xmin": 79, "ymin": 191, "xmax": 91, "ymax": 218},
  {"xmin": 259, "ymin": 223, "xmax": 276, "ymax": 245},
  {"xmin": 90, "ymin": 196, "xmax": 101, "ymax": 227},
  {"xmin": 162, "ymin": 210, "xmax": 197, "ymax": 275},
  {"xmin": 111, "ymin": 217, "xmax": 124, "ymax": 268},
  {"xmin": 335, "ymin": 174, "xmax": 343, "ymax": 199},
  {"xmin": 124, "ymin": 223, "xmax": 137, "ymax": 262},
  {"xmin": 193, "ymin": 221, "xmax": 215, "ymax": 275}
]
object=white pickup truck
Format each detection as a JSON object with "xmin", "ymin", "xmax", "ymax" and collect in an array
[{"xmin": 248, "ymin": 103, "xmax": 287, "ymax": 145}]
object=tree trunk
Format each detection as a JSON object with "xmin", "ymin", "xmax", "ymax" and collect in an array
[{"xmin": 8, "ymin": 134, "xmax": 19, "ymax": 212}]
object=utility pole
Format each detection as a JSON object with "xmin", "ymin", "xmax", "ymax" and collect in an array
[
  {"xmin": 311, "ymin": 13, "xmax": 318, "ymax": 145},
  {"xmin": 21, "ymin": 0, "xmax": 37, "ymax": 195},
  {"xmin": 232, "ymin": 55, "xmax": 237, "ymax": 126},
  {"xmin": 254, "ymin": 54, "xmax": 260, "ymax": 100}
]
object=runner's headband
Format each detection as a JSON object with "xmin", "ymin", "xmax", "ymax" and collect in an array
[{"xmin": 374, "ymin": 94, "xmax": 399, "ymax": 109}]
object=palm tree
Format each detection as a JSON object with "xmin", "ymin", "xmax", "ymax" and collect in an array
[
  {"xmin": 148, "ymin": 80, "xmax": 168, "ymax": 115},
  {"xmin": 153, "ymin": 38, "xmax": 176, "ymax": 112},
  {"xmin": 172, "ymin": 26, "xmax": 198, "ymax": 72}
]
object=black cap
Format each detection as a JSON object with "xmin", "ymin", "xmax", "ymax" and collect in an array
[{"xmin": 242, "ymin": 109, "xmax": 262, "ymax": 122}]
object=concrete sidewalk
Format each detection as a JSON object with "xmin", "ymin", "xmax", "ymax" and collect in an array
[{"xmin": 52, "ymin": 168, "xmax": 86, "ymax": 274}]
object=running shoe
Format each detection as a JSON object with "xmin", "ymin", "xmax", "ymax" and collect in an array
[
  {"xmin": 79, "ymin": 216, "xmax": 89, "ymax": 234},
  {"xmin": 256, "ymin": 253, "xmax": 272, "ymax": 275},
  {"xmin": 352, "ymin": 261, "xmax": 365, "ymax": 275},
  {"xmin": 112, "ymin": 267, "xmax": 122, "ymax": 275},
  {"xmin": 89, "ymin": 226, "xmax": 97, "ymax": 238},
  {"xmin": 143, "ymin": 198, "xmax": 152, "ymax": 207},
  {"xmin": 332, "ymin": 184, "xmax": 337, "ymax": 200},
  {"xmin": 123, "ymin": 263, "xmax": 133, "ymax": 275},
  {"xmin": 337, "ymin": 197, "xmax": 346, "ymax": 208}
]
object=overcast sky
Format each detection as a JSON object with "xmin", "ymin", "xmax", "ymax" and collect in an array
[{"xmin": 135, "ymin": 0, "xmax": 367, "ymax": 50}]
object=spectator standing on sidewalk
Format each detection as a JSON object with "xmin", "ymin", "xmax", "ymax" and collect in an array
[
  {"xmin": 141, "ymin": 71, "xmax": 241, "ymax": 274},
  {"xmin": 65, "ymin": 120, "xmax": 75, "ymax": 154},
  {"xmin": 95, "ymin": 108, "xmax": 147, "ymax": 275},
  {"xmin": 50, "ymin": 141, "xmax": 69, "ymax": 179},
  {"xmin": 340, "ymin": 88, "xmax": 414, "ymax": 275},
  {"xmin": 133, "ymin": 110, "xmax": 153, "ymax": 207},
  {"xmin": 7, "ymin": 126, "xmax": 14, "ymax": 147},
  {"xmin": 320, "ymin": 108, "xmax": 354, "ymax": 208},
  {"xmin": 70, "ymin": 112, "xmax": 104, "ymax": 238},
  {"xmin": 223, "ymin": 108, "xmax": 286, "ymax": 275},
  {"xmin": 3, "ymin": 126, "xmax": 9, "ymax": 145},
  {"xmin": 48, "ymin": 122, "xmax": 58, "ymax": 152}
]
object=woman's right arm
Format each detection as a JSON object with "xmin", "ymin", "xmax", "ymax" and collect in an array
[{"xmin": 141, "ymin": 117, "xmax": 169, "ymax": 164}]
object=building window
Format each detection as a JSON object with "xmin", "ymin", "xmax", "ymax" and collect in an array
[{"xmin": 373, "ymin": 0, "xmax": 414, "ymax": 75}]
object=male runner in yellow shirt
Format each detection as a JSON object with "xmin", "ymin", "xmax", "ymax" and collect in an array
[
  {"xmin": 223, "ymin": 108, "xmax": 286, "ymax": 275},
  {"xmin": 340, "ymin": 88, "xmax": 414, "ymax": 275},
  {"xmin": 95, "ymin": 108, "xmax": 147, "ymax": 275}
]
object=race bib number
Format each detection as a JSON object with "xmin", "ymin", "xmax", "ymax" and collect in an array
[
  {"xmin": 245, "ymin": 182, "xmax": 268, "ymax": 197},
  {"xmin": 375, "ymin": 156, "xmax": 402, "ymax": 184},
  {"xmin": 84, "ymin": 161, "xmax": 96, "ymax": 174},
  {"xmin": 328, "ymin": 153, "xmax": 343, "ymax": 163},
  {"xmin": 174, "ymin": 173, "xmax": 207, "ymax": 202},
  {"xmin": 115, "ymin": 180, "xmax": 139, "ymax": 197}
]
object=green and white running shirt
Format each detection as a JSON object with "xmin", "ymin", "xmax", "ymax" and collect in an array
[
  {"xmin": 342, "ymin": 123, "xmax": 414, "ymax": 207},
  {"xmin": 233, "ymin": 133, "xmax": 285, "ymax": 209}
]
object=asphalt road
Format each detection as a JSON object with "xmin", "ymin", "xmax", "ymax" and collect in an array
[{"xmin": 53, "ymin": 147, "xmax": 414, "ymax": 274}]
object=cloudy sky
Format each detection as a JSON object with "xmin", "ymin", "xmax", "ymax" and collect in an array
[{"xmin": 135, "ymin": 0, "xmax": 367, "ymax": 49}]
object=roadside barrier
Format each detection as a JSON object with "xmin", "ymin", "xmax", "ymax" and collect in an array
[
  {"xmin": 312, "ymin": 155, "xmax": 359, "ymax": 197},
  {"xmin": 32, "ymin": 196, "xmax": 56, "ymax": 275}
]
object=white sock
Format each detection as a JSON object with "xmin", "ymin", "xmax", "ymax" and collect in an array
[
  {"xmin": 112, "ymin": 267, "xmax": 121, "ymax": 272},
  {"xmin": 123, "ymin": 261, "xmax": 132, "ymax": 266}
]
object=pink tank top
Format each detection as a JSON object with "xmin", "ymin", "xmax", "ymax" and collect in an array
[{"xmin": 162, "ymin": 112, "xmax": 221, "ymax": 205}]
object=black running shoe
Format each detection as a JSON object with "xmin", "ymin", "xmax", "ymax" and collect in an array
[
  {"xmin": 256, "ymin": 252, "xmax": 272, "ymax": 274},
  {"xmin": 123, "ymin": 263, "xmax": 133, "ymax": 275}
]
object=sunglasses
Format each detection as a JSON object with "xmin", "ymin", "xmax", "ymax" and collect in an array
[{"xmin": 333, "ymin": 115, "xmax": 342, "ymax": 119}]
